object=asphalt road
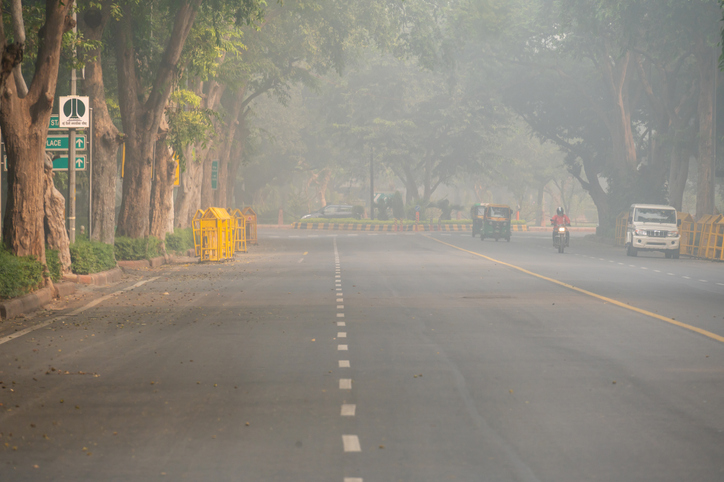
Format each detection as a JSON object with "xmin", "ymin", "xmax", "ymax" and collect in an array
[{"xmin": 1, "ymin": 229, "xmax": 723, "ymax": 481}]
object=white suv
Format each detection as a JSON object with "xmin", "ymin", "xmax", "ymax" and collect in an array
[{"xmin": 625, "ymin": 204, "xmax": 680, "ymax": 258}]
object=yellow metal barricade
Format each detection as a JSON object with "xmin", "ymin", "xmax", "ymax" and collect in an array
[
  {"xmin": 699, "ymin": 214, "xmax": 723, "ymax": 260},
  {"xmin": 242, "ymin": 207, "xmax": 258, "ymax": 245},
  {"xmin": 191, "ymin": 209, "xmax": 204, "ymax": 257},
  {"xmin": 614, "ymin": 212, "xmax": 628, "ymax": 246},
  {"xmin": 678, "ymin": 213, "xmax": 696, "ymax": 257},
  {"xmin": 711, "ymin": 217, "xmax": 724, "ymax": 261},
  {"xmin": 196, "ymin": 207, "xmax": 234, "ymax": 261},
  {"xmin": 231, "ymin": 208, "xmax": 247, "ymax": 253}
]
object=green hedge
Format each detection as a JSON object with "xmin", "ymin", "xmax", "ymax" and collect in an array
[
  {"xmin": 165, "ymin": 228, "xmax": 194, "ymax": 254},
  {"xmin": 114, "ymin": 236, "xmax": 163, "ymax": 261},
  {"xmin": 0, "ymin": 247, "xmax": 44, "ymax": 300},
  {"xmin": 45, "ymin": 249, "xmax": 62, "ymax": 282},
  {"xmin": 70, "ymin": 239, "xmax": 116, "ymax": 275}
]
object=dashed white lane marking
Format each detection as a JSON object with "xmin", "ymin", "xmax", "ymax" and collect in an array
[
  {"xmin": 618, "ymin": 263, "xmax": 625, "ymax": 265},
  {"xmin": 341, "ymin": 404, "xmax": 356, "ymax": 416},
  {"xmin": 337, "ymin": 305, "xmax": 344, "ymax": 309},
  {"xmin": 338, "ymin": 345, "xmax": 348, "ymax": 351},
  {"xmin": 298, "ymin": 258, "xmax": 304, "ymax": 263},
  {"xmin": 339, "ymin": 360, "xmax": 350, "ymax": 367},
  {"xmin": 718, "ymin": 283, "xmax": 724, "ymax": 286},
  {"xmin": 336, "ymin": 288, "xmax": 342, "ymax": 291},
  {"xmin": 339, "ymin": 379, "xmax": 352, "ymax": 389},
  {"xmin": 641, "ymin": 267, "xmax": 648, "ymax": 270},
  {"xmin": 290, "ymin": 235, "xmax": 300, "ymax": 238},
  {"xmin": 309, "ymin": 235, "xmax": 319, "ymax": 238},
  {"xmin": 629, "ymin": 265, "xmax": 636, "ymax": 268},
  {"xmin": 335, "ymin": 275, "xmax": 341, "ymax": 278},
  {"xmin": 338, "ymin": 292, "xmax": 343, "ymax": 296},
  {"xmin": 338, "ymin": 332, "xmax": 347, "ymax": 338},
  {"xmin": 700, "ymin": 280, "xmax": 708, "ymax": 283},
  {"xmin": 347, "ymin": 234, "xmax": 358, "ymax": 237},
  {"xmin": 337, "ymin": 321, "xmax": 346, "ymax": 326},
  {"xmin": 599, "ymin": 258, "xmax": 605, "ymax": 261},
  {"xmin": 667, "ymin": 273, "xmax": 675, "ymax": 276},
  {"xmin": 344, "ymin": 478, "xmax": 363, "ymax": 482},
  {"xmin": 337, "ymin": 298, "xmax": 343, "ymax": 302},
  {"xmin": 342, "ymin": 435, "xmax": 361, "ymax": 452},
  {"xmin": 654, "ymin": 270, "xmax": 661, "ymax": 273},
  {"xmin": 683, "ymin": 276, "xmax": 691, "ymax": 279},
  {"xmin": 337, "ymin": 313, "xmax": 345, "ymax": 318}
]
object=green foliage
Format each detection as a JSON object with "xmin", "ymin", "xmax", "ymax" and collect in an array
[
  {"xmin": 352, "ymin": 205, "xmax": 365, "ymax": 219},
  {"xmin": 0, "ymin": 248, "xmax": 44, "ymax": 300},
  {"xmin": 167, "ymin": 90, "xmax": 219, "ymax": 170},
  {"xmin": 45, "ymin": 249, "xmax": 62, "ymax": 282},
  {"xmin": 165, "ymin": 228, "xmax": 195, "ymax": 254},
  {"xmin": 114, "ymin": 236, "xmax": 163, "ymax": 261},
  {"xmin": 375, "ymin": 198, "xmax": 390, "ymax": 220},
  {"xmin": 70, "ymin": 239, "xmax": 117, "ymax": 275}
]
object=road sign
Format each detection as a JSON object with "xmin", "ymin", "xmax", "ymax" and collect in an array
[
  {"xmin": 211, "ymin": 160, "xmax": 218, "ymax": 190},
  {"xmin": 52, "ymin": 155, "xmax": 87, "ymax": 171},
  {"xmin": 49, "ymin": 115, "xmax": 62, "ymax": 130},
  {"xmin": 59, "ymin": 96, "xmax": 90, "ymax": 128},
  {"xmin": 46, "ymin": 134, "xmax": 86, "ymax": 151}
]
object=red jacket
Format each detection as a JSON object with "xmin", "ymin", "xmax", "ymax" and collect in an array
[{"xmin": 551, "ymin": 214, "xmax": 570, "ymax": 227}]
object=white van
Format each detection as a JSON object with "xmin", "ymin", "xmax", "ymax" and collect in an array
[{"xmin": 625, "ymin": 204, "xmax": 680, "ymax": 258}]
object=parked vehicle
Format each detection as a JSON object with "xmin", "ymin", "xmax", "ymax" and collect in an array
[
  {"xmin": 470, "ymin": 203, "xmax": 487, "ymax": 238},
  {"xmin": 553, "ymin": 225, "xmax": 569, "ymax": 253},
  {"xmin": 301, "ymin": 204, "xmax": 359, "ymax": 220},
  {"xmin": 480, "ymin": 204, "xmax": 511, "ymax": 242},
  {"xmin": 625, "ymin": 204, "xmax": 680, "ymax": 258}
]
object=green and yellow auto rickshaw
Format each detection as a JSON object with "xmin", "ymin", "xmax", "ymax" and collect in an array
[
  {"xmin": 470, "ymin": 203, "xmax": 487, "ymax": 238},
  {"xmin": 480, "ymin": 204, "xmax": 512, "ymax": 242}
]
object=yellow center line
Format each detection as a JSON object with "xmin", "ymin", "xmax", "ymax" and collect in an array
[
  {"xmin": 429, "ymin": 236, "xmax": 724, "ymax": 344},
  {"xmin": 303, "ymin": 252, "xmax": 308, "ymax": 255}
]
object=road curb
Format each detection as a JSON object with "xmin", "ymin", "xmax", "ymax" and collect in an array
[
  {"xmin": 0, "ymin": 281, "xmax": 77, "ymax": 321},
  {"xmin": 117, "ymin": 254, "xmax": 198, "ymax": 271},
  {"xmin": 63, "ymin": 267, "xmax": 124, "ymax": 286}
]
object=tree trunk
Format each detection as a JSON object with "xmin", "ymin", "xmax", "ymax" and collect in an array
[
  {"xmin": 200, "ymin": 153, "xmax": 215, "ymax": 209},
  {"xmin": 226, "ymin": 119, "xmax": 248, "ymax": 207},
  {"xmin": 0, "ymin": 1, "xmax": 74, "ymax": 262},
  {"xmin": 695, "ymin": 39, "xmax": 716, "ymax": 219},
  {"xmin": 149, "ymin": 140, "xmax": 175, "ymax": 240},
  {"xmin": 114, "ymin": 1, "xmax": 200, "ymax": 238},
  {"xmin": 174, "ymin": 145, "xmax": 202, "ymax": 228},
  {"xmin": 668, "ymin": 144, "xmax": 690, "ymax": 212},
  {"xmin": 535, "ymin": 182, "xmax": 545, "ymax": 226},
  {"xmin": 80, "ymin": 1, "xmax": 121, "ymax": 245},
  {"xmin": 43, "ymin": 156, "xmax": 71, "ymax": 273}
]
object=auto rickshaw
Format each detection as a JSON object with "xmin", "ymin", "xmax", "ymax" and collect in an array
[
  {"xmin": 470, "ymin": 203, "xmax": 487, "ymax": 238},
  {"xmin": 480, "ymin": 204, "xmax": 512, "ymax": 242}
]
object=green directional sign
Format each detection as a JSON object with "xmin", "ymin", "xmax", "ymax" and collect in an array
[
  {"xmin": 52, "ymin": 155, "xmax": 87, "ymax": 171},
  {"xmin": 46, "ymin": 135, "xmax": 86, "ymax": 151},
  {"xmin": 49, "ymin": 115, "xmax": 61, "ymax": 130},
  {"xmin": 211, "ymin": 160, "xmax": 218, "ymax": 190}
]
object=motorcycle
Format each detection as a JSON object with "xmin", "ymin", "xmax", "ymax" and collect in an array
[{"xmin": 553, "ymin": 225, "xmax": 569, "ymax": 253}]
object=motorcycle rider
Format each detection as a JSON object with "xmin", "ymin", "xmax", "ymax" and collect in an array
[{"xmin": 551, "ymin": 207, "xmax": 571, "ymax": 245}]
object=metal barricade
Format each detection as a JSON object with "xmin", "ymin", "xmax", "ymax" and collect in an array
[
  {"xmin": 678, "ymin": 213, "xmax": 696, "ymax": 257},
  {"xmin": 711, "ymin": 217, "xmax": 724, "ymax": 261},
  {"xmin": 191, "ymin": 209, "xmax": 204, "ymax": 257},
  {"xmin": 242, "ymin": 207, "xmax": 258, "ymax": 245},
  {"xmin": 614, "ymin": 212, "xmax": 628, "ymax": 246},
  {"xmin": 230, "ymin": 208, "xmax": 247, "ymax": 253},
  {"xmin": 699, "ymin": 214, "xmax": 723, "ymax": 260},
  {"xmin": 194, "ymin": 207, "xmax": 234, "ymax": 261}
]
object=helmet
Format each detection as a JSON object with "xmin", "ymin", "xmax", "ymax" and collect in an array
[{"xmin": 556, "ymin": 207, "xmax": 564, "ymax": 216}]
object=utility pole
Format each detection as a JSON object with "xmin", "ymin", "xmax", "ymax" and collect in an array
[
  {"xmin": 68, "ymin": 10, "xmax": 77, "ymax": 243},
  {"xmin": 370, "ymin": 146, "xmax": 374, "ymax": 220}
]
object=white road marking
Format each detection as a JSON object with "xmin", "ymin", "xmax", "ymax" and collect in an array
[
  {"xmin": 654, "ymin": 270, "xmax": 661, "ymax": 273},
  {"xmin": 309, "ymin": 235, "xmax": 319, "ymax": 238},
  {"xmin": 629, "ymin": 265, "xmax": 636, "ymax": 268},
  {"xmin": 338, "ymin": 293, "xmax": 343, "ymax": 296},
  {"xmin": 599, "ymin": 258, "xmax": 605, "ymax": 261},
  {"xmin": 347, "ymin": 234, "xmax": 358, "ymax": 237},
  {"xmin": 339, "ymin": 360, "xmax": 350, "ymax": 367},
  {"xmin": 641, "ymin": 267, "xmax": 648, "ymax": 270},
  {"xmin": 618, "ymin": 263, "xmax": 624, "ymax": 265},
  {"xmin": 341, "ymin": 404, "xmax": 356, "ymax": 416},
  {"xmin": 717, "ymin": 283, "xmax": 724, "ymax": 286},
  {"xmin": 338, "ymin": 332, "xmax": 347, "ymax": 338},
  {"xmin": 342, "ymin": 435, "xmax": 361, "ymax": 452},
  {"xmin": 337, "ymin": 313, "xmax": 345, "ymax": 318},
  {"xmin": 700, "ymin": 280, "xmax": 708, "ymax": 283},
  {"xmin": 336, "ymin": 288, "xmax": 342, "ymax": 291},
  {"xmin": 0, "ymin": 277, "xmax": 159, "ymax": 346},
  {"xmin": 298, "ymin": 258, "xmax": 304, "ymax": 263},
  {"xmin": 335, "ymin": 275, "xmax": 341, "ymax": 278},
  {"xmin": 683, "ymin": 276, "xmax": 691, "ymax": 279},
  {"xmin": 337, "ymin": 305, "xmax": 344, "ymax": 309},
  {"xmin": 667, "ymin": 273, "xmax": 675, "ymax": 276},
  {"xmin": 337, "ymin": 298, "xmax": 343, "ymax": 302},
  {"xmin": 344, "ymin": 478, "xmax": 363, "ymax": 482},
  {"xmin": 337, "ymin": 322, "xmax": 346, "ymax": 326},
  {"xmin": 339, "ymin": 379, "xmax": 352, "ymax": 389},
  {"xmin": 338, "ymin": 345, "xmax": 348, "ymax": 351},
  {"xmin": 290, "ymin": 235, "xmax": 300, "ymax": 238}
]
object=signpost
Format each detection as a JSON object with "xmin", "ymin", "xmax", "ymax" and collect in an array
[
  {"xmin": 59, "ymin": 92, "xmax": 89, "ymax": 243},
  {"xmin": 46, "ymin": 134, "xmax": 86, "ymax": 151},
  {"xmin": 211, "ymin": 160, "xmax": 219, "ymax": 190},
  {"xmin": 52, "ymin": 155, "xmax": 87, "ymax": 171}
]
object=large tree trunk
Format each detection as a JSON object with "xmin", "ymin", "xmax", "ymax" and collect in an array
[
  {"xmin": 695, "ymin": 39, "xmax": 716, "ymax": 219},
  {"xmin": 668, "ymin": 144, "xmax": 690, "ymax": 212},
  {"xmin": 43, "ymin": 156, "xmax": 71, "ymax": 273},
  {"xmin": 149, "ymin": 139, "xmax": 175, "ymax": 240},
  {"xmin": 114, "ymin": 1, "xmax": 200, "ymax": 238},
  {"xmin": 0, "ymin": 1, "xmax": 74, "ymax": 262},
  {"xmin": 80, "ymin": 1, "xmax": 121, "ymax": 245},
  {"xmin": 226, "ymin": 119, "xmax": 249, "ymax": 207},
  {"xmin": 200, "ymin": 153, "xmax": 216, "ymax": 209}
]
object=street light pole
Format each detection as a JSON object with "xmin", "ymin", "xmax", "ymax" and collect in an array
[
  {"xmin": 68, "ymin": 10, "xmax": 77, "ymax": 243},
  {"xmin": 370, "ymin": 146, "xmax": 374, "ymax": 220}
]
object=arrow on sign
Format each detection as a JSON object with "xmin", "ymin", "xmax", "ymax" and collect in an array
[{"xmin": 75, "ymin": 137, "xmax": 85, "ymax": 149}]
